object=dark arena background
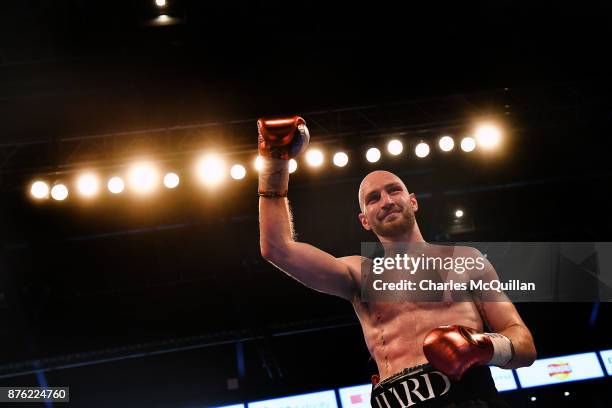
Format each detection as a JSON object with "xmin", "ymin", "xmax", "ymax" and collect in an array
[{"xmin": 1, "ymin": 2, "xmax": 611, "ymax": 407}]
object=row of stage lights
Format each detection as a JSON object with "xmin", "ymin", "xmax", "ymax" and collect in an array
[{"xmin": 29, "ymin": 124, "xmax": 502, "ymax": 201}]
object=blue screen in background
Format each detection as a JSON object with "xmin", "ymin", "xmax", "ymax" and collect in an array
[
  {"xmin": 338, "ymin": 383, "xmax": 372, "ymax": 408},
  {"xmin": 600, "ymin": 349, "xmax": 612, "ymax": 376},
  {"xmin": 489, "ymin": 366, "xmax": 518, "ymax": 392},
  {"xmin": 516, "ymin": 352, "xmax": 604, "ymax": 388},
  {"xmin": 248, "ymin": 390, "xmax": 338, "ymax": 408}
]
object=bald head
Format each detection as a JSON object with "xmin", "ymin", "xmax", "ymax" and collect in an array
[{"xmin": 358, "ymin": 170, "xmax": 408, "ymax": 212}]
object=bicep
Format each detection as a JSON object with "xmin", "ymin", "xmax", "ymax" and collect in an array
[
  {"xmin": 476, "ymin": 300, "xmax": 526, "ymax": 333},
  {"xmin": 468, "ymin": 247, "xmax": 525, "ymax": 331},
  {"xmin": 267, "ymin": 241, "xmax": 356, "ymax": 300}
]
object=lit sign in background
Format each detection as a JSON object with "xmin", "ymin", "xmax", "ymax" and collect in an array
[
  {"xmin": 247, "ymin": 390, "xmax": 337, "ymax": 408},
  {"xmin": 516, "ymin": 352, "xmax": 604, "ymax": 388},
  {"xmin": 212, "ymin": 349, "xmax": 610, "ymax": 408},
  {"xmin": 214, "ymin": 405, "xmax": 246, "ymax": 408},
  {"xmin": 338, "ymin": 384, "xmax": 372, "ymax": 408},
  {"xmin": 600, "ymin": 349, "xmax": 612, "ymax": 376},
  {"xmin": 489, "ymin": 367, "xmax": 518, "ymax": 392}
]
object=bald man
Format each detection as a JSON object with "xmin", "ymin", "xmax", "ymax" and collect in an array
[{"xmin": 258, "ymin": 117, "xmax": 536, "ymax": 408}]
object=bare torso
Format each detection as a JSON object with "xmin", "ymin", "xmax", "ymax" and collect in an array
[{"xmin": 342, "ymin": 255, "xmax": 484, "ymax": 380}]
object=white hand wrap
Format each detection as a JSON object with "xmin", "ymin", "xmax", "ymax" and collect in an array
[
  {"xmin": 258, "ymin": 157, "xmax": 289, "ymax": 197},
  {"xmin": 485, "ymin": 332, "xmax": 515, "ymax": 367}
]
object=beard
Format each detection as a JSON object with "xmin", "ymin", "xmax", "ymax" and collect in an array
[{"xmin": 371, "ymin": 206, "xmax": 416, "ymax": 238}]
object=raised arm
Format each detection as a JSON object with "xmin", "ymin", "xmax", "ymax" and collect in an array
[{"xmin": 257, "ymin": 117, "xmax": 356, "ymax": 300}]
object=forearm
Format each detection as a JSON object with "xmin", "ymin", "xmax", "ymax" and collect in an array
[
  {"xmin": 498, "ymin": 323, "xmax": 537, "ymax": 368},
  {"xmin": 259, "ymin": 158, "xmax": 294, "ymax": 258}
]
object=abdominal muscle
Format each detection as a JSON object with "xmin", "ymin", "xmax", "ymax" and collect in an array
[{"xmin": 352, "ymin": 299, "xmax": 484, "ymax": 380}]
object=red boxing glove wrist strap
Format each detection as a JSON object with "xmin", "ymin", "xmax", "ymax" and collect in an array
[{"xmin": 258, "ymin": 191, "xmax": 288, "ymax": 198}]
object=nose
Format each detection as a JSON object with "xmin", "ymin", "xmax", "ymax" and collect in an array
[{"xmin": 380, "ymin": 191, "xmax": 395, "ymax": 209}]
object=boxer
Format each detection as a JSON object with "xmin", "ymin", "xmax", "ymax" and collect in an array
[{"xmin": 258, "ymin": 116, "xmax": 536, "ymax": 407}]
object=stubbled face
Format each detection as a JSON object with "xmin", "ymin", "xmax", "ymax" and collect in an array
[{"xmin": 358, "ymin": 171, "xmax": 417, "ymax": 239}]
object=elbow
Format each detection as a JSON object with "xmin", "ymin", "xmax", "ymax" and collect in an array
[
  {"xmin": 260, "ymin": 241, "xmax": 275, "ymax": 262},
  {"xmin": 517, "ymin": 338, "xmax": 537, "ymax": 368},
  {"xmin": 260, "ymin": 238, "xmax": 291, "ymax": 263},
  {"xmin": 527, "ymin": 342, "xmax": 537, "ymax": 366}
]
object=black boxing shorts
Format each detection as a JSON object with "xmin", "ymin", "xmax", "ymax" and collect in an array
[{"xmin": 371, "ymin": 364, "xmax": 510, "ymax": 408}]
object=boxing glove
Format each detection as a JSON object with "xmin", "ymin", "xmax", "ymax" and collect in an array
[
  {"xmin": 257, "ymin": 116, "xmax": 310, "ymax": 160},
  {"xmin": 423, "ymin": 325, "xmax": 514, "ymax": 381}
]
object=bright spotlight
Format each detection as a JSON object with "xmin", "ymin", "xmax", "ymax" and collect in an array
[
  {"xmin": 563, "ymin": 391, "xmax": 570, "ymax": 397},
  {"xmin": 366, "ymin": 148, "xmax": 381, "ymax": 163},
  {"xmin": 455, "ymin": 209, "xmax": 464, "ymax": 218},
  {"xmin": 30, "ymin": 181, "xmax": 49, "ymax": 199},
  {"xmin": 333, "ymin": 152, "xmax": 349, "ymax": 167},
  {"xmin": 51, "ymin": 184, "xmax": 68, "ymax": 201},
  {"xmin": 305, "ymin": 149, "xmax": 324, "ymax": 167},
  {"xmin": 475, "ymin": 124, "xmax": 502, "ymax": 150},
  {"xmin": 155, "ymin": 0, "xmax": 166, "ymax": 7},
  {"xmin": 254, "ymin": 156, "xmax": 264, "ymax": 171},
  {"xmin": 415, "ymin": 142, "xmax": 430, "ymax": 158},
  {"xmin": 196, "ymin": 154, "xmax": 226, "ymax": 186},
  {"xmin": 461, "ymin": 137, "xmax": 476, "ymax": 152},
  {"xmin": 163, "ymin": 172, "xmax": 180, "ymax": 189},
  {"xmin": 128, "ymin": 163, "xmax": 159, "ymax": 193},
  {"xmin": 387, "ymin": 139, "xmax": 403, "ymax": 156},
  {"xmin": 530, "ymin": 397, "xmax": 536, "ymax": 402},
  {"xmin": 77, "ymin": 173, "xmax": 99, "ymax": 197},
  {"xmin": 108, "ymin": 177, "xmax": 125, "ymax": 194},
  {"xmin": 230, "ymin": 164, "xmax": 246, "ymax": 180},
  {"xmin": 438, "ymin": 136, "xmax": 455, "ymax": 152},
  {"xmin": 289, "ymin": 159, "xmax": 298, "ymax": 174}
]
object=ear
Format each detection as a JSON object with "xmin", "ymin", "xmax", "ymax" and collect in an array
[
  {"xmin": 358, "ymin": 212, "xmax": 372, "ymax": 231},
  {"xmin": 409, "ymin": 193, "xmax": 419, "ymax": 213}
]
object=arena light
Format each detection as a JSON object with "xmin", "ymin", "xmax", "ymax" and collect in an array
[
  {"xmin": 30, "ymin": 181, "xmax": 49, "ymax": 199},
  {"xmin": 163, "ymin": 172, "xmax": 180, "ymax": 189},
  {"xmin": 289, "ymin": 159, "xmax": 298, "ymax": 173},
  {"xmin": 460, "ymin": 136, "xmax": 476, "ymax": 152},
  {"xmin": 51, "ymin": 184, "xmax": 68, "ymax": 201},
  {"xmin": 475, "ymin": 123, "xmax": 502, "ymax": 150},
  {"xmin": 305, "ymin": 149, "xmax": 324, "ymax": 167},
  {"xmin": 333, "ymin": 152, "xmax": 349, "ymax": 167},
  {"xmin": 366, "ymin": 147, "xmax": 381, "ymax": 163},
  {"xmin": 77, "ymin": 173, "xmax": 99, "ymax": 197},
  {"xmin": 455, "ymin": 209, "xmax": 464, "ymax": 218},
  {"xmin": 196, "ymin": 154, "xmax": 226, "ymax": 186},
  {"xmin": 230, "ymin": 164, "xmax": 246, "ymax": 180},
  {"xmin": 107, "ymin": 176, "xmax": 125, "ymax": 194},
  {"xmin": 438, "ymin": 136, "xmax": 454, "ymax": 152},
  {"xmin": 254, "ymin": 156, "xmax": 264, "ymax": 172},
  {"xmin": 387, "ymin": 139, "xmax": 403, "ymax": 156},
  {"xmin": 128, "ymin": 163, "xmax": 159, "ymax": 194},
  {"xmin": 415, "ymin": 142, "xmax": 430, "ymax": 158}
]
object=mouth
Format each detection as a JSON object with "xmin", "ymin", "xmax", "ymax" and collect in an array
[{"xmin": 381, "ymin": 210, "xmax": 401, "ymax": 221}]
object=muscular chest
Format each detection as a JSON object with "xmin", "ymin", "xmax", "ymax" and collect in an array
[{"xmin": 354, "ymin": 300, "xmax": 482, "ymax": 334}]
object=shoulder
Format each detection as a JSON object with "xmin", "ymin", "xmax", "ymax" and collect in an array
[
  {"xmin": 338, "ymin": 255, "xmax": 371, "ymax": 269},
  {"xmin": 338, "ymin": 255, "xmax": 372, "ymax": 283},
  {"xmin": 451, "ymin": 245, "xmax": 483, "ymax": 257}
]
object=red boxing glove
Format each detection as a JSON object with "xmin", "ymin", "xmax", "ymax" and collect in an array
[
  {"xmin": 423, "ymin": 325, "xmax": 513, "ymax": 381},
  {"xmin": 257, "ymin": 116, "xmax": 310, "ymax": 160}
]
